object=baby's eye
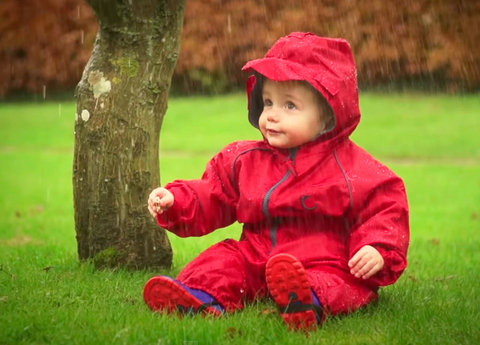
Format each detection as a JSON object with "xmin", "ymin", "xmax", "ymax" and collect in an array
[
  {"xmin": 286, "ymin": 102, "xmax": 296, "ymax": 110},
  {"xmin": 263, "ymin": 99, "xmax": 273, "ymax": 107}
]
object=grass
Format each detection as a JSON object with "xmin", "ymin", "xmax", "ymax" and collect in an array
[{"xmin": 1, "ymin": 93, "xmax": 480, "ymax": 344}]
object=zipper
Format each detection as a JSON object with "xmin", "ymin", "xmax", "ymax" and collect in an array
[{"xmin": 263, "ymin": 148, "xmax": 298, "ymax": 249}]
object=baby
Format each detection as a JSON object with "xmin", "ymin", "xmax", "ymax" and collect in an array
[{"xmin": 144, "ymin": 32, "xmax": 410, "ymax": 331}]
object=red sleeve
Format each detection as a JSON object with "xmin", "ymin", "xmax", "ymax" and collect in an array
[
  {"xmin": 156, "ymin": 144, "xmax": 239, "ymax": 237},
  {"xmin": 349, "ymin": 176, "xmax": 410, "ymax": 287}
]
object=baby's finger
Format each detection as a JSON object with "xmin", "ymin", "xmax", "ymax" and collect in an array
[
  {"xmin": 361, "ymin": 263, "xmax": 382, "ymax": 279},
  {"xmin": 348, "ymin": 250, "xmax": 364, "ymax": 268},
  {"xmin": 350, "ymin": 253, "xmax": 370, "ymax": 274},
  {"xmin": 149, "ymin": 194, "xmax": 158, "ymax": 207},
  {"xmin": 147, "ymin": 205, "xmax": 156, "ymax": 217},
  {"xmin": 355, "ymin": 260, "xmax": 375, "ymax": 278}
]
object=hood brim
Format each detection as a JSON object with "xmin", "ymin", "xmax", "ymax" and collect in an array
[{"xmin": 242, "ymin": 57, "xmax": 319, "ymax": 82}]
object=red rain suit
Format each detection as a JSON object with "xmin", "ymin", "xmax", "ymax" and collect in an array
[{"xmin": 157, "ymin": 32, "xmax": 410, "ymax": 317}]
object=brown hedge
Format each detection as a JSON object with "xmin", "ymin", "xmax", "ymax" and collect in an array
[
  {"xmin": 0, "ymin": 0, "xmax": 97, "ymax": 98},
  {"xmin": 1, "ymin": 0, "xmax": 479, "ymax": 98}
]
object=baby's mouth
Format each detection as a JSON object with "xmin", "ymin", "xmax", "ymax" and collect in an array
[{"xmin": 267, "ymin": 129, "xmax": 282, "ymax": 135}]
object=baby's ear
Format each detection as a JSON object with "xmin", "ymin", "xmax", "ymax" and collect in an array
[
  {"xmin": 317, "ymin": 95, "xmax": 335, "ymax": 133},
  {"xmin": 320, "ymin": 121, "xmax": 327, "ymax": 134}
]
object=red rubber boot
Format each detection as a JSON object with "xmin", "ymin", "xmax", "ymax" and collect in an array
[{"xmin": 144, "ymin": 276, "xmax": 223, "ymax": 317}]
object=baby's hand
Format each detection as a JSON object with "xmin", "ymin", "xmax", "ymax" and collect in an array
[
  {"xmin": 148, "ymin": 187, "xmax": 174, "ymax": 217},
  {"xmin": 348, "ymin": 245, "xmax": 384, "ymax": 280}
]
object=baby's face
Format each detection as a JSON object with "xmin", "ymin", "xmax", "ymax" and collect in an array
[{"xmin": 259, "ymin": 79, "xmax": 325, "ymax": 149}]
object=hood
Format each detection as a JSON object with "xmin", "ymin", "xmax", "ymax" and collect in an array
[{"xmin": 242, "ymin": 32, "xmax": 361, "ymax": 145}]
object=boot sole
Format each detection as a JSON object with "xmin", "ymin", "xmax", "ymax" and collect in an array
[{"xmin": 266, "ymin": 253, "xmax": 317, "ymax": 331}]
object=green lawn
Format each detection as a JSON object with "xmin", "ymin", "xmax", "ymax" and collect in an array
[{"xmin": 1, "ymin": 93, "xmax": 479, "ymax": 344}]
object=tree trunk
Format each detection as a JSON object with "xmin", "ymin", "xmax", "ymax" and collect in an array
[{"xmin": 73, "ymin": 0, "xmax": 185, "ymax": 269}]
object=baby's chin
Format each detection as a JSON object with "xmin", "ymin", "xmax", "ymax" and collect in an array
[
  {"xmin": 266, "ymin": 139, "xmax": 296, "ymax": 149},
  {"xmin": 262, "ymin": 131, "xmax": 302, "ymax": 149}
]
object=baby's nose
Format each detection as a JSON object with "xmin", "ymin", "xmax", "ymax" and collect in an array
[{"xmin": 267, "ymin": 109, "xmax": 280, "ymax": 122}]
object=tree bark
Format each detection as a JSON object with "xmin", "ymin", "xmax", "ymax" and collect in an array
[{"xmin": 73, "ymin": 0, "xmax": 185, "ymax": 269}]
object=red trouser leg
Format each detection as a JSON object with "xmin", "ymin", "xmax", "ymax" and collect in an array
[
  {"xmin": 177, "ymin": 239, "xmax": 266, "ymax": 312},
  {"xmin": 307, "ymin": 268, "xmax": 378, "ymax": 318}
]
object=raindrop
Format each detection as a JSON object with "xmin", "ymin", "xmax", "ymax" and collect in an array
[
  {"xmin": 43, "ymin": 85, "xmax": 46, "ymax": 99},
  {"xmin": 58, "ymin": 104, "xmax": 62, "ymax": 117}
]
